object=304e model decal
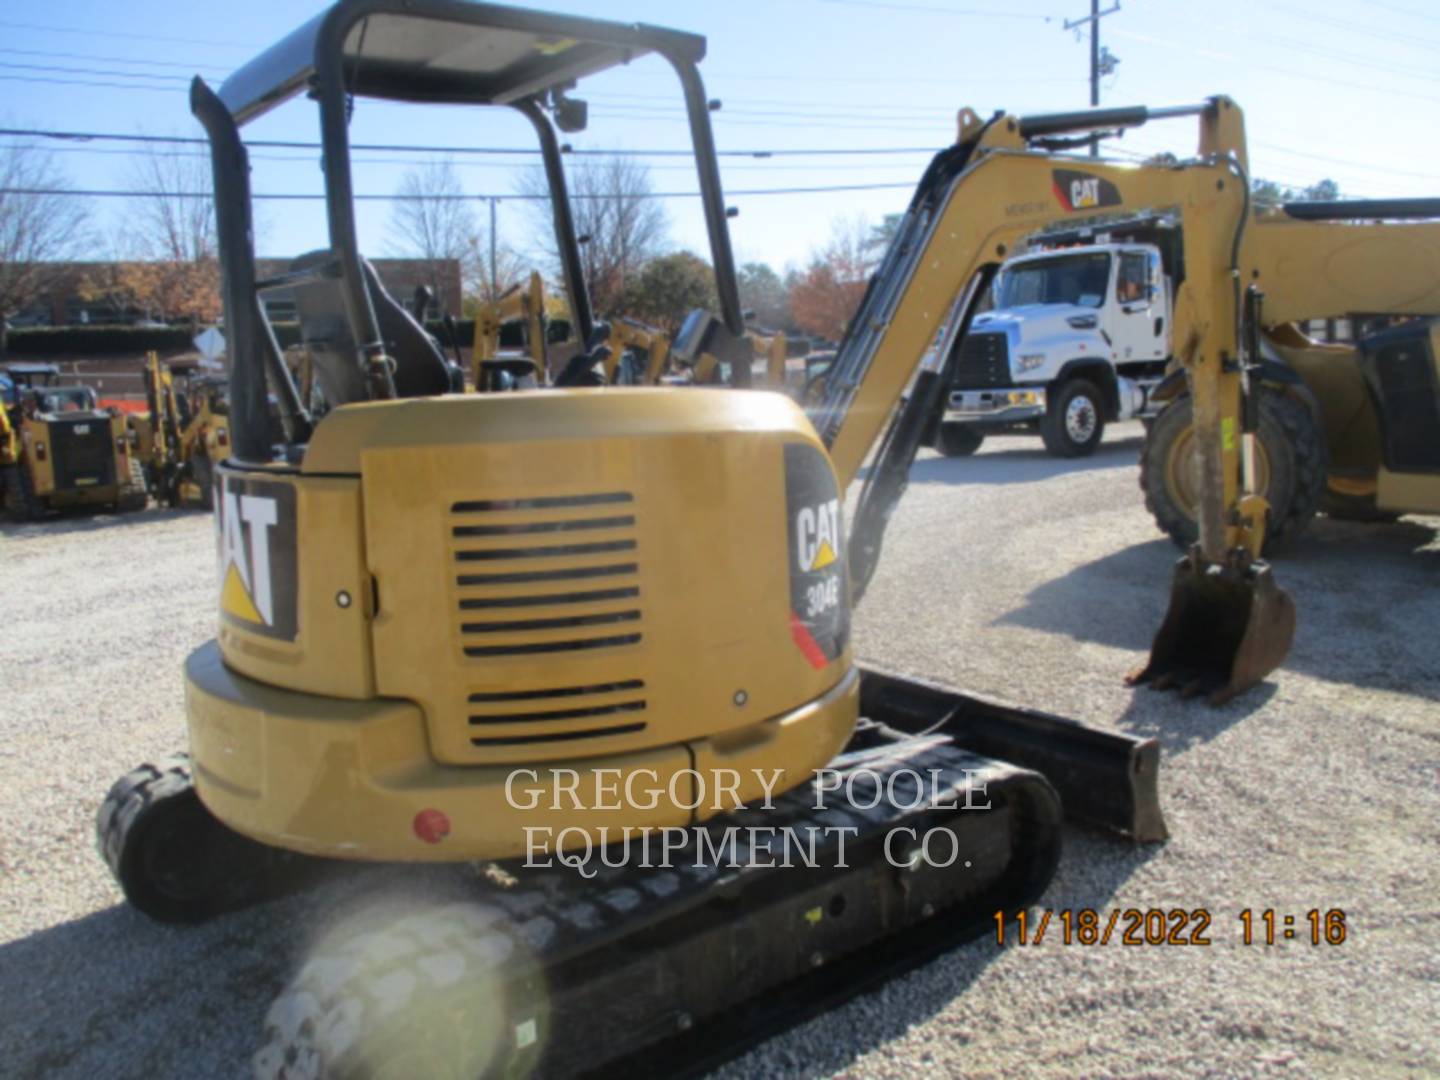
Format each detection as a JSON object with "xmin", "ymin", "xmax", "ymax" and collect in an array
[
  {"xmin": 1052, "ymin": 169, "xmax": 1122, "ymax": 212},
  {"xmin": 785, "ymin": 443, "xmax": 849, "ymax": 668},
  {"xmin": 215, "ymin": 473, "xmax": 298, "ymax": 641}
]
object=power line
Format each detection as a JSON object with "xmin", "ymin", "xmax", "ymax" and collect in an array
[
  {"xmin": 0, "ymin": 19, "xmax": 261, "ymax": 50},
  {"xmin": 0, "ymin": 142, "xmax": 931, "ymax": 174},
  {"xmin": 0, "ymin": 60, "xmax": 199, "ymax": 83},
  {"xmin": 0, "ymin": 182, "xmax": 915, "ymax": 202},
  {"xmin": 0, "ymin": 45, "xmax": 230, "ymax": 75},
  {"xmin": 817, "ymin": 0, "xmax": 1056, "ymax": 20},
  {"xmin": 0, "ymin": 127, "xmax": 942, "ymax": 159}
]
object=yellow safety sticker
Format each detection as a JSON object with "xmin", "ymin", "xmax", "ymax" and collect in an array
[{"xmin": 1221, "ymin": 417, "xmax": 1236, "ymax": 452}]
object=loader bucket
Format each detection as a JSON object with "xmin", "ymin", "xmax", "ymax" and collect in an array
[{"xmin": 1128, "ymin": 547, "xmax": 1295, "ymax": 706}]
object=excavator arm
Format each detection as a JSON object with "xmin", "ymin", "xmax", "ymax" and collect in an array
[
  {"xmin": 471, "ymin": 271, "xmax": 548, "ymax": 388},
  {"xmin": 814, "ymin": 97, "xmax": 1295, "ymax": 702}
]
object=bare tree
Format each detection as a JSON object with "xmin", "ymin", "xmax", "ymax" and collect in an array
[
  {"xmin": 517, "ymin": 155, "xmax": 668, "ymax": 316},
  {"xmin": 127, "ymin": 145, "xmax": 215, "ymax": 262},
  {"xmin": 0, "ymin": 144, "xmax": 90, "ymax": 355},
  {"xmin": 118, "ymin": 144, "xmax": 221, "ymax": 325},
  {"xmin": 386, "ymin": 160, "xmax": 480, "ymax": 308}
]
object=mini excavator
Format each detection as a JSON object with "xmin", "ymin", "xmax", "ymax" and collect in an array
[{"xmin": 84, "ymin": 2, "xmax": 1347, "ymax": 1074}]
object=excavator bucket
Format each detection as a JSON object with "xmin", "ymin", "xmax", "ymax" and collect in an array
[{"xmin": 1128, "ymin": 546, "xmax": 1295, "ymax": 706}]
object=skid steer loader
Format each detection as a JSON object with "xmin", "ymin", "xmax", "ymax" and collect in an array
[
  {"xmin": 2, "ymin": 362, "xmax": 147, "ymax": 520},
  {"xmin": 89, "ymin": 3, "xmax": 1356, "ymax": 1074}
]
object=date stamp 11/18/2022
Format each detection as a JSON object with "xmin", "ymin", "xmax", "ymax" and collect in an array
[{"xmin": 996, "ymin": 908, "xmax": 1349, "ymax": 948}]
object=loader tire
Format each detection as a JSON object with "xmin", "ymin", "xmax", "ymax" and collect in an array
[
  {"xmin": 936, "ymin": 422, "xmax": 984, "ymax": 457},
  {"xmin": 97, "ymin": 754, "xmax": 273, "ymax": 923},
  {"xmin": 1140, "ymin": 387, "xmax": 1326, "ymax": 554},
  {"xmin": 254, "ymin": 903, "xmax": 527, "ymax": 1080},
  {"xmin": 1041, "ymin": 377, "xmax": 1105, "ymax": 458},
  {"xmin": 3, "ymin": 464, "xmax": 42, "ymax": 522}
]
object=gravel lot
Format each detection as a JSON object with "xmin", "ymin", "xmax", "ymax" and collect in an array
[{"xmin": 2, "ymin": 420, "xmax": 1437, "ymax": 1079}]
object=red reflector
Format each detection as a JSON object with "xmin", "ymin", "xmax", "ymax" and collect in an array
[
  {"xmin": 788, "ymin": 610, "xmax": 830, "ymax": 671},
  {"xmin": 413, "ymin": 808, "xmax": 451, "ymax": 844}
]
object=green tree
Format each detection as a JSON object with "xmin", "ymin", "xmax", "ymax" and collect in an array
[
  {"xmin": 866, "ymin": 213, "xmax": 902, "ymax": 260},
  {"xmin": 619, "ymin": 251, "xmax": 717, "ymax": 334},
  {"xmin": 737, "ymin": 261, "xmax": 789, "ymax": 329}
]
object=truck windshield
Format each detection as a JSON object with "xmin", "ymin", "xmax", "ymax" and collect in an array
[{"xmin": 995, "ymin": 252, "xmax": 1111, "ymax": 310}]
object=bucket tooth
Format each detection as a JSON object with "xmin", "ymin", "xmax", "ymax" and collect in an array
[{"xmin": 1128, "ymin": 546, "xmax": 1295, "ymax": 707}]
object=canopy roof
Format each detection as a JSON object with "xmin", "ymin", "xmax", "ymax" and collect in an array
[{"xmin": 218, "ymin": 0, "xmax": 706, "ymax": 124}]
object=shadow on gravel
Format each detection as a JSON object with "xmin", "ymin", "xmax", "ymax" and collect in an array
[
  {"xmin": 906, "ymin": 435, "xmax": 1143, "ymax": 487},
  {"xmin": 997, "ymin": 517, "xmax": 1440, "ymax": 702},
  {"xmin": 0, "ymin": 863, "xmax": 479, "ymax": 1079},
  {"xmin": 0, "ymin": 506, "xmax": 202, "ymax": 541},
  {"xmin": 739, "ymin": 827, "xmax": 1161, "ymax": 1080}
]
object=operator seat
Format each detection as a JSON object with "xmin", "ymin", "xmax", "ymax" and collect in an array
[{"xmin": 288, "ymin": 250, "xmax": 453, "ymax": 405}]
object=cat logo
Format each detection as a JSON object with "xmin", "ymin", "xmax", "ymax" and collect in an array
[
  {"xmin": 1051, "ymin": 169, "xmax": 1122, "ymax": 212},
  {"xmin": 784, "ymin": 444, "xmax": 850, "ymax": 668},
  {"xmin": 215, "ymin": 473, "xmax": 298, "ymax": 640},
  {"xmin": 796, "ymin": 498, "xmax": 841, "ymax": 573}
]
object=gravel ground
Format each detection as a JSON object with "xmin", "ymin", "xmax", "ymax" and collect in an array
[{"xmin": 2, "ymin": 420, "xmax": 1437, "ymax": 1079}]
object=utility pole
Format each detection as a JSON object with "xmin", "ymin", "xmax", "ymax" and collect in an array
[
  {"xmin": 1063, "ymin": 0, "xmax": 1121, "ymax": 156},
  {"xmin": 488, "ymin": 197, "xmax": 499, "ymax": 300}
]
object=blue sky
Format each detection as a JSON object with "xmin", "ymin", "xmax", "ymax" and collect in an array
[{"xmin": 2, "ymin": 0, "xmax": 1437, "ymax": 276}]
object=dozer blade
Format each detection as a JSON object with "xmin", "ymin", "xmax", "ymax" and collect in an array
[
  {"xmin": 859, "ymin": 666, "xmax": 1167, "ymax": 842},
  {"xmin": 1128, "ymin": 546, "xmax": 1295, "ymax": 707}
]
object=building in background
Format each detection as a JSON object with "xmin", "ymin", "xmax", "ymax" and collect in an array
[{"xmin": 12, "ymin": 258, "xmax": 462, "ymax": 327}]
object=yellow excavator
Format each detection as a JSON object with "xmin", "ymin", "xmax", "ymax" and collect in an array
[
  {"xmin": 91, "ymin": 1, "xmax": 1344, "ymax": 1073},
  {"xmin": 599, "ymin": 315, "xmax": 672, "ymax": 384},
  {"xmin": 472, "ymin": 270, "xmax": 549, "ymax": 389},
  {"xmin": 135, "ymin": 353, "xmax": 231, "ymax": 507}
]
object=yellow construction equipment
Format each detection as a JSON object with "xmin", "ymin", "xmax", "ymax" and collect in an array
[
  {"xmin": 1138, "ymin": 217, "xmax": 1440, "ymax": 550},
  {"xmin": 472, "ymin": 270, "xmax": 548, "ymax": 390},
  {"xmin": 600, "ymin": 316, "xmax": 672, "ymax": 384},
  {"xmin": 134, "ymin": 353, "xmax": 231, "ymax": 507},
  {"xmin": 113, "ymin": 4, "xmax": 1438, "ymax": 1075},
  {"xmin": 1, "ymin": 362, "xmax": 146, "ymax": 520}
]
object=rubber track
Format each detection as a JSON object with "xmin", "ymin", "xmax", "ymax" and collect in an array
[
  {"xmin": 95, "ymin": 753, "xmax": 194, "ymax": 879},
  {"xmin": 254, "ymin": 739, "xmax": 1059, "ymax": 1079}
]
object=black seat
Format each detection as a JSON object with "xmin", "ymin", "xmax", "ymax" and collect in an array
[{"xmin": 288, "ymin": 250, "xmax": 453, "ymax": 404}]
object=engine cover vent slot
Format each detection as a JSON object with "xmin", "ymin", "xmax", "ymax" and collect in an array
[
  {"xmin": 467, "ymin": 679, "xmax": 648, "ymax": 746},
  {"xmin": 450, "ymin": 491, "xmax": 643, "ymax": 659}
]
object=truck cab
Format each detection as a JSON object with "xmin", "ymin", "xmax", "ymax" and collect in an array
[{"xmin": 938, "ymin": 234, "xmax": 1172, "ymax": 458}]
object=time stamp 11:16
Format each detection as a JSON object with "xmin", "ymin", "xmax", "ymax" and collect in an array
[{"xmin": 994, "ymin": 908, "xmax": 1349, "ymax": 947}]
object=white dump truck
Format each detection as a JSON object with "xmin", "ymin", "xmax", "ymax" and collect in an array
[{"xmin": 936, "ymin": 217, "xmax": 1174, "ymax": 457}]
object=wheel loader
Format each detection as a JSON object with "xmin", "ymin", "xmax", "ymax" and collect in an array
[
  {"xmin": 89, "ymin": 2, "xmax": 1339, "ymax": 1075},
  {"xmin": 1140, "ymin": 269, "xmax": 1440, "ymax": 550},
  {"xmin": 1, "ymin": 362, "xmax": 147, "ymax": 520}
]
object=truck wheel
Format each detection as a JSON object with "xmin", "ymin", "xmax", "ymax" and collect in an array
[
  {"xmin": 1040, "ymin": 378, "xmax": 1105, "ymax": 457},
  {"xmin": 96, "ymin": 754, "xmax": 273, "ymax": 923},
  {"xmin": 937, "ymin": 423, "xmax": 984, "ymax": 457},
  {"xmin": 1139, "ymin": 388, "xmax": 1325, "ymax": 554}
]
